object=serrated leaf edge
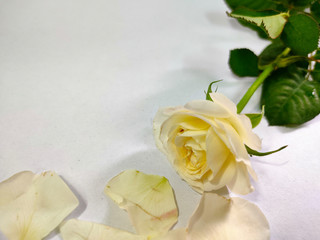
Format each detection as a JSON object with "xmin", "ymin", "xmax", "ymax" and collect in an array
[{"xmin": 228, "ymin": 11, "xmax": 289, "ymax": 39}]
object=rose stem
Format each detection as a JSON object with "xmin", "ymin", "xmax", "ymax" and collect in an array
[
  {"xmin": 236, "ymin": 65, "xmax": 274, "ymax": 114},
  {"xmin": 236, "ymin": 48, "xmax": 291, "ymax": 114}
]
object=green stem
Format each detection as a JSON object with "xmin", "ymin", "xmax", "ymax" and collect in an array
[
  {"xmin": 236, "ymin": 47, "xmax": 291, "ymax": 114},
  {"xmin": 280, "ymin": 47, "xmax": 291, "ymax": 58},
  {"xmin": 237, "ymin": 64, "xmax": 274, "ymax": 114}
]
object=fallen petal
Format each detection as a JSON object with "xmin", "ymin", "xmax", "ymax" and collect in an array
[
  {"xmin": 60, "ymin": 219, "xmax": 147, "ymax": 240},
  {"xmin": 0, "ymin": 171, "xmax": 79, "ymax": 240},
  {"xmin": 187, "ymin": 193, "xmax": 270, "ymax": 240},
  {"xmin": 104, "ymin": 170, "xmax": 178, "ymax": 238}
]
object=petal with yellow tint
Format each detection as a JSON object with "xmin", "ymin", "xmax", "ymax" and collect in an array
[
  {"xmin": 185, "ymin": 99, "xmax": 230, "ymax": 118},
  {"xmin": 236, "ymin": 114, "xmax": 262, "ymax": 150},
  {"xmin": 153, "ymin": 106, "xmax": 183, "ymax": 153},
  {"xmin": 188, "ymin": 192, "xmax": 270, "ymax": 240},
  {"xmin": 205, "ymin": 153, "xmax": 236, "ymax": 191},
  {"xmin": 104, "ymin": 170, "xmax": 178, "ymax": 238},
  {"xmin": 213, "ymin": 119, "xmax": 250, "ymax": 164},
  {"xmin": 227, "ymin": 162, "xmax": 255, "ymax": 195},
  {"xmin": 205, "ymin": 127, "xmax": 230, "ymax": 177},
  {"xmin": 209, "ymin": 92, "xmax": 238, "ymax": 114},
  {"xmin": 60, "ymin": 219, "xmax": 147, "ymax": 240},
  {"xmin": 0, "ymin": 171, "xmax": 79, "ymax": 240}
]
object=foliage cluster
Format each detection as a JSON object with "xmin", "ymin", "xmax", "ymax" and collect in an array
[{"xmin": 226, "ymin": 0, "xmax": 320, "ymax": 126}]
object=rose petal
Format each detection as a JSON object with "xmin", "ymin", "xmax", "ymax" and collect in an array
[
  {"xmin": 205, "ymin": 154, "xmax": 237, "ymax": 191},
  {"xmin": 185, "ymin": 99, "xmax": 230, "ymax": 118},
  {"xmin": 104, "ymin": 170, "xmax": 178, "ymax": 238},
  {"xmin": 0, "ymin": 171, "xmax": 79, "ymax": 240},
  {"xmin": 205, "ymin": 127, "xmax": 230, "ymax": 176},
  {"xmin": 209, "ymin": 92, "xmax": 238, "ymax": 114},
  {"xmin": 210, "ymin": 92, "xmax": 261, "ymax": 151},
  {"xmin": 159, "ymin": 114, "xmax": 208, "ymax": 151},
  {"xmin": 153, "ymin": 107, "xmax": 183, "ymax": 153},
  {"xmin": 60, "ymin": 219, "xmax": 146, "ymax": 240},
  {"xmin": 178, "ymin": 115, "xmax": 209, "ymax": 131},
  {"xmin": 213, "ymin": 119, "xmax": 250, "ymax": 163},
  {"xmin": 188, "ymin": 193, "xmax": 270, "ymax": 240},
  {"xmin": 237, "ymin": 114, "xmax": 262, "ymax": 150},
  {"xmin": 227, "ymin": 162, "xmax": 254, "ymax": 195},
  {"xmin": 179, "ymin": 130, "xmax": 207, "ymax": 150}
]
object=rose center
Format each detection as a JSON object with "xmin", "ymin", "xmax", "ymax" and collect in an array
[{"xmin": 184, "ymin": 145, "xmax": 207, "ymax": 176}]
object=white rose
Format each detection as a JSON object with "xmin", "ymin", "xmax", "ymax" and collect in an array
[{"xmin": 153, "ymin": 93, "xmax": 261, "ymax": 195}]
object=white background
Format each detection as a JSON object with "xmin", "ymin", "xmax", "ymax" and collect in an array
[{"xmin": 0, "ymin": 0, "xmax": 319, "ymax": 239}]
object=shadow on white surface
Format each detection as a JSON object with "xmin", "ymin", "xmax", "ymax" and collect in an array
[{"xmin": 276, "ymin": 114, "xmax": 320, "ymax": 134}]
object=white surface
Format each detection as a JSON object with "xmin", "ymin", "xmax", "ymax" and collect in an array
[{"xmin": 0, "ymin": 0, "xmax": 319, "ymax": 239}]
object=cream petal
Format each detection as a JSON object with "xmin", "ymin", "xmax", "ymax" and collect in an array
[
  {"xmin": 60, "ymin": 219, "xmax": 147, "ymax": 240},
  {"xmin": 0, "ymin": 171, "xmax": 79, "ymax": 240},
  {"xmin": 209, "ymin": 92, "xmax": 261, "ymax": 150},
  {"xmin": 179, "ymin": 129, "xmax": 208, "ymax": 138},
  {"xmin": 160, "ymin": 113, "xmax": 212, "ymax": 158},
  {"xmin": 153, "ymin": 107, "xmax": 185, "ymax": 153},
  {"xmin": 168, "ymin": 134, "xmax": 210, "ymax": 193},
  {"xmin": 205, "ymin": 128, "xmax": 230, "ymax": 176},
  {"xmin": 209, "ymin": 92, "xmax": 238, "ymax": 114},
  {"xmin": 104, "ymin": 170, "xmax": 178, "ymax": 238},
  {"xmin": 227, "ymin": 162, "xmax": 255, "ymax": 195},
  {"xmin": 204, "ymin": 153, "xmax": 237, "ymax": 191},
  {"xmin": 184, "ymin": 138, "xmax": 203, "ymax": 151},
  {"xmin": 175, "ymin": 130, "xmax": 207, "ymax": 151},
  {"xmin": 184, "ymin": 99, "xmax": 231, "ymax": 118},
  {"xmin": 0, "ymin": 171, "xmax": 34, "ymax": 205},
  {"xmin": 174, "ymin": 135, "xmax": 189, "ymax": 148},
  {"xmin": 188, "ymin": 193, "xmax": 270, "ymax": 240},
  {"xmin": 213, "ymin": 119, "xmax": 250, "ymax": 165},
  {"xmin": 171, "ymin": 141, "xmax": 210, "ymax": 189},
  {"xmin": 170, "ymin": 160, "xmax": 206, "ymax": 193},
  {"xmin": 160, "ymin": 114, "xmax": 208, "ymax": 145},
  {"xmin": 229, "ymin": 114, "xmax": 262, "ymax": 151},
  {"xmin": 159, "ymin": 116, "xmax": 184, "ymax": 152},
  {"xmin": 178, "ymin": 116, "xmax": 209, "ymax": 131},
  {"xmin": 185, "ymin": 131, "xmax": 207, "ymax": 151},
  {"xmin": 167, "ymin": 134, "xmax": 183, "ymax": 165}
]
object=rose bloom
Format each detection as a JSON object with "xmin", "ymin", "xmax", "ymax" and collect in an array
[{"xmin": 153, "ymin": 93, "xmax": 261, "ymax": 195}]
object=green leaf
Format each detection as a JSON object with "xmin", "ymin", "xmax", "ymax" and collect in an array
[
  {"xmin": 229, "ymin": 48, "xmax": 260, "ymax": 77},
  {"xmin": 237, "ymin": 19, "xmax": 269, "ymax": 39},
  {"xmin": 205, "ymin": 80, "xmax": 222, "ymax": 101},
  {"xmin": 281, "ymin": 14, "xmax": 320, "ymax": 56},
  {"xmin": 258, "ymin": 40, "xmax": 287, "ymax": 69},
  {"xmin": 312, "ymin": 64, "xmax": 320, "ymax": 82},
  {"xmin": 225, "ymin": 0, "xmax": 279, "ymax": 11},
  {"xmin": 225, "ymin": 0, "xmax": 286, "ymax": 39},
  {"xmin": 245, "ymin": 106, "xmax": 264, "ymax": 128},
  {"xmin": 261, "ymin": 66, "xmax": 320, "ymax": 125},
  {"xmin": 288, "ymin": 0, "xmax": 314, "ymax": 8},
  {"xmin": 228, "ymin": 9, "xmax": 289, "ymax": 39},
  {"xmin": 311, "ymin": 1, "xmax": 320, "ymax": 23},
  {"xmin": 246, "ymin": 144, "xmax": 287, "ymax": 157}
]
